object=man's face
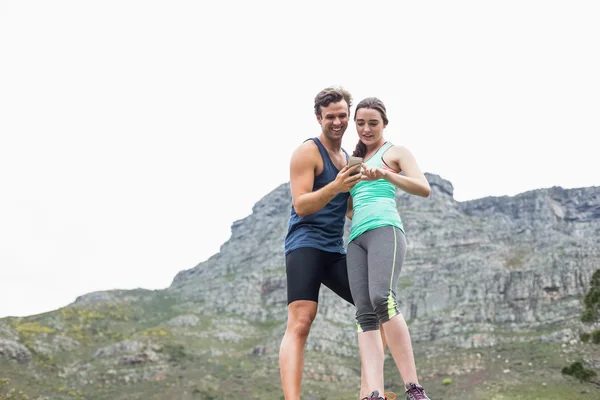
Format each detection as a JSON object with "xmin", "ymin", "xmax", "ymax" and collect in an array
[{"xmin": 317, "ymin": 100, "xmax": 349, "ymax": 141}]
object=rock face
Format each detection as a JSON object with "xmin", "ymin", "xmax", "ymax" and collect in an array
[
  {"xmin": 1, "ymin": 175, "xmax": 599, "ymax": 399},
  {"xmin": 0, "ymin": 338, "xmax": 32, "ymax": 363},
  {"xmin": 170, "ymin": 180, "xmax": 293, "ymax": 324},
  {"xmin": 169, "ymin": 174, "xmax": 600, "ymax": 352}
]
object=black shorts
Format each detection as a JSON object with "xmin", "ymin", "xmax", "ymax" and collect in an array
[{"xmin": 285, "ymin": 247, "xmax": 354, "ymax": 305}]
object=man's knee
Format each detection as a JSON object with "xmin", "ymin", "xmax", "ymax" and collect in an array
[
  {"xmin": 286, "ymin": 301, "xmax": 317, "ymax": 339},
  {"xmin": 288, "ymin": 316, "xmax": 313, "ymax": 338}
]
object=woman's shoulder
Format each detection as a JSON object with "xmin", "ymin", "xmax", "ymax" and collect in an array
[
  {"xmin": 382, "ymin": 144, "xmax": 414, "ymax": 172},
  {"xmin": 383, "ymin": 143, "xmax": 410, "ymax": 157}
]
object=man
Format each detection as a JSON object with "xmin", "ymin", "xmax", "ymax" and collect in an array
[{"xmin": 279, "ymin": 86, "xmax": 363, "ymax": 399}]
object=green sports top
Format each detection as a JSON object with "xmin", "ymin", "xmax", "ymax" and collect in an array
[{"xmin": 349, "ymin": 142, "xmax": 404, "ymax": 242}]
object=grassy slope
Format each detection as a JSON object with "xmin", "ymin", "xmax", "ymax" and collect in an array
[{"xmin": 1, "ymin": 291, "xmax": 599, "ymax": 399}]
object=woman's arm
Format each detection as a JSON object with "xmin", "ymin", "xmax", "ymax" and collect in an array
[{"xmin": 361, "ymin": 145, "xmax": 431, "ymax": 197}]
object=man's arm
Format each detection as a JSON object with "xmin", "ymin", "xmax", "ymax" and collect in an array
[{"xmin": 290, "ymin": 143, "xmax": 360, "ymax": 217}]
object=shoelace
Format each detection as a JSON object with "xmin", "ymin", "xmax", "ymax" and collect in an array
[{"xmin": 405, "ymin": 385, "xmax": 426, "ymax": 400}]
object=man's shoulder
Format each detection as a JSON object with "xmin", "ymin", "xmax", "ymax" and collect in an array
[
  {"xmin": 291, "ymin": 139, "xmax": 320, "ymax": 160},
  {"xmin": 297, "ymin": 138, "xmax": 318, "ymax": 151}
]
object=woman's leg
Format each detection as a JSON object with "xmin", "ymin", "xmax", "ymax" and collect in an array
[
  {"xmin": 382, "ymin": 313, "xmax": 418, "ymax": 384},
  {"xmin": 366, "ymin": 227, "xmax": 420, "ymax": 385},
  {"xmin": 347, "ymin": 240, "xmax": 385, "ymax": 398}
]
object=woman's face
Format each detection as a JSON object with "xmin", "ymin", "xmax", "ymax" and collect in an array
[{"xmin": 355, "ymin": 107, "xmax": 385, "ymax": 146}]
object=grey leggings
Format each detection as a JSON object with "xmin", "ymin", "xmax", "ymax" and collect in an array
[{"xmin": 347, "ymin": 225, "xmax": 407, "ymax": 332}]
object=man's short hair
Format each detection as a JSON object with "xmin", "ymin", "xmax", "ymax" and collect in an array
[{"xmin": 314, "ymin": 87, "xmax": 352, "ymax": 117}]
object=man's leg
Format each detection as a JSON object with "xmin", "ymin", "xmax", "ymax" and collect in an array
[
  {"xmin": 279, "ymin": 300, "xmax": 318, "ymax": 400},
  {"xmin": 280, "ymin": 248, "xmax": 325, "ymax": 400}
]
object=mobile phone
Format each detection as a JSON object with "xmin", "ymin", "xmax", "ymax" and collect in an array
[{"xmin": 347, "ymin": 156, "xmax": 363, "ymax": 176}]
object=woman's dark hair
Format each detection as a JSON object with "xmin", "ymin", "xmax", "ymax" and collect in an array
[{"xmin": 352, "ymin": 97, "xmax": 389, "ymax": 158}]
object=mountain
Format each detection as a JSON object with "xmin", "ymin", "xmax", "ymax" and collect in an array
[{"xmin": 1, "ymin": 174, "xmax": 600, "ymax": 399}]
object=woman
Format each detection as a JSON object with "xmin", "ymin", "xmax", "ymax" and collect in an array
[{"xmin": 346, "ymin": 97, "xmax": 431, "ymax": 400}]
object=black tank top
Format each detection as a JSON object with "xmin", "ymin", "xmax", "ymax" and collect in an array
[{"xmin": 284, "ymin": 138, "xmax": 350, "ymax": 255}]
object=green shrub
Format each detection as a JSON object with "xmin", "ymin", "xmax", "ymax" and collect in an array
[
  {"xmin": 561, "ymin": 361, "xmax": 597, "ymax": 383},
  {"xmin": 580, "ymin": 332, "xmax": 591, "ymax": 343},
  {"xmin": 581, "ymin": 308, "xmax": 595, "ymax": 323},
  {"xmin": 163, "ymin": 343, "xmax": 186, "ymax": 362},
  {"xmin": 581, "ymin": 270, "xmax": 600, "ymax": 323},
  {"xmin": 591, "ymin": 329, "xmax": 600, "ymax": 344}
]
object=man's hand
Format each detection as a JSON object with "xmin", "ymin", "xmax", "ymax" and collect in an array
[
  {"xmin": 333, "ymin": 164, "xmax": 362, "ymax": 192},
  {"xmin": 360, "ymin": 164, "xmax": 387, "ymax": 181}
]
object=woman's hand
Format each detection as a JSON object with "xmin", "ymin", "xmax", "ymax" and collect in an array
[{"xmin": 360, "ymin": 163, "xmax": 387, "ymax": 181}]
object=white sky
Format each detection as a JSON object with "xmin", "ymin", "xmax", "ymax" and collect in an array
[{"xmin": 1, "ymin": 1, "xmax": 598, "ymax": 318}]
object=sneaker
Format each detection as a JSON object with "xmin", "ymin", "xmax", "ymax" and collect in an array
[
  {"xmin": 404, "ymin": 382, "xmax": 430, "ymax": 400},
  {"xmin": 361, "ymin": 390, "xmax": 386, "ymax": 400}
]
